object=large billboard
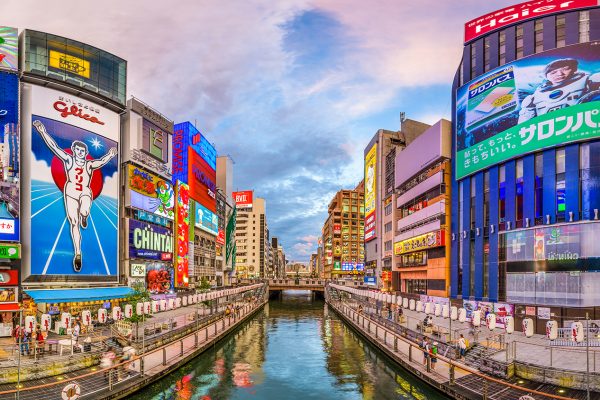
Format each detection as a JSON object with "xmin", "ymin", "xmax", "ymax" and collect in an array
[
  {"xmin": 464, "ymin": 0, "xmax": 598, "ymax": 43},
  {"xmin": 233, "ymin": 190, "xmax": 253, "ymax": 209},
  {"xmin": 364, "ymin": 144, "xmax": 377, "ymax": 242},
  {"xmin": 174, "ymin": 181, "xmax": 190, "ymax": 287},
  {"xmin": 0, "ymin": 27, "xmax": 17, "ymax": 71},
  {"xmin": 128, "ymin": 219, "xmax": 173, "ymax": 261},
  {"xmin": 0, "ymin": 71, "xmax": 19, "ymax": 241},
  {"xmin": 26, "ymin": 85, "xmax": 119, "ymax": 278},
  {"xmin": 173, "ymin": 121, "xmax": 216, "ymax": 171},
  {"xmin": 195, "ymin": 201, "xmax": 218, "ymax": 236},
  {"xmin": 128, "ymin": 165, "xmax": 175, "ymax": 220},
  {"xmin": 455, "ymin": 42, "xmax": 600, "ymax": 179}
]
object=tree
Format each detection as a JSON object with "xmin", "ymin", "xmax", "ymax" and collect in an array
[{"xmin": 124, "ymin": 282, "xmax": 151, "ymax": 323}]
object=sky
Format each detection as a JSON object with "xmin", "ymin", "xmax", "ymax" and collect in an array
[{"xmin": 4, "ymin": 0, "xmax": 518, "ymax": 261}]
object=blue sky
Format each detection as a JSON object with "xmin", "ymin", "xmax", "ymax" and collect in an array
[{"xmin": 6, "ymin": 0, "xmax": 517, "ymax": 261}]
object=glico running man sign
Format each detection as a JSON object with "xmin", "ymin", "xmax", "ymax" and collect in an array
[
  {"xmin": 455, "ymin": 41, "xmax": 600, "ymax": 179},
  {"xmin": 24, "ymin": 85, "xmax": 120, "ymax": 279}
]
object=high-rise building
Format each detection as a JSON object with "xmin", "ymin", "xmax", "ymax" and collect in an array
[
  {"xmin": 216, "ymin": 156, "xmax": 234, "ymax": 284},
  {"xmin": 452, "ymin": 2, "xmax": 600, "ymax": 331},
  {"xmin": 234, "ymin": 197, "xmax": 268, "ymax": 278},
  {"xmin": 394, "ymin": 120, "xmax": 451, "ymax": 296},
  {"xmin": 363, "ymin": 120, "xmax": 430, "ymax": 289},
  {"xmin": 322, "ymin": 181, "xmax": 365, "ymax": 279}
]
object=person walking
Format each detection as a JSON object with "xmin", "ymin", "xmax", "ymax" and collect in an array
[
  {"xmin": 35, "ymin": 326, "xmax": 45, "ymax": 355},
  {"xmin": 422, "ymin": 337, "xmax": 430, "ymax": 366},
  {"xmin": 458, "ymin": 334, "xmax": 467, "ymax": 359},
  {"xmin": 101, "ymin": 347, "xmax": 116, "ymax": 381},
  {"xmin": 20, "ymin": 327, "xmax": 30, "ymax": 356},
  {"xmin": 431, "ymin": 341, "xmax": 438, "ymax": 370}
]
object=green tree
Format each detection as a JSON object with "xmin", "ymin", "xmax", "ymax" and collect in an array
[{"xmin": 124, "ymin": 282, "xmax": 151, "ymax": 323}]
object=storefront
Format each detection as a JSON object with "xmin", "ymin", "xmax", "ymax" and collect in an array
[
  {"xmin": 331, "ymin": 261, "xmax": 365, "ymax": 280},
  {"xmin": 0, "ymin": 244, "xmax": 21, "ymax": 336}
]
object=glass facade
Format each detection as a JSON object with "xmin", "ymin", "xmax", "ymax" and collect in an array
[{"xmin": 23, "ymin": 30, "xmax": 127, "ymax": 105}]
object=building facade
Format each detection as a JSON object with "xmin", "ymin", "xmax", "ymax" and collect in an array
[
  {"xmin": 322, "ymin": 181, "xmax": 365, "ymax": 279},
  {"xmin": 234, "ymin": 197, "xmax": 268, "ymax": 278},
  {"xmin": 394, "ymin": 120, "xmax": 452, "ymax": 297},
  {"xmin": 451, "ymin": 2, "xmax": 600, "ymax": 330}
]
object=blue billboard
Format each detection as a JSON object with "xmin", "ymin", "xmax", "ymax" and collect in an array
[
  {"xmin": 173, "ymin": 121, "xmax": 216, "ymax": 175},
  {"xmin": 0, "ymin": 71, "xmax": 19, "ymax": 242},
  {"xmin": 364, "ymin": 276, "xmax": 377, "ymax": 285},
  {"xmin": 195, "ymin": 201, "xmax": 218, "ymax": 236}
]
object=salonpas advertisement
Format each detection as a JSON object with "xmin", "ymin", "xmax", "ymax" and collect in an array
[
  {"xmin": 195, "ymin": 201, "xmax": 218, "ymax": 236},
  {"xmin": 456, "ymin": 41, "xmax": 600, "ymax": 179},
  {"xmin": 364, "ymin": 144, "xmax": 376, "ymax": 242}
]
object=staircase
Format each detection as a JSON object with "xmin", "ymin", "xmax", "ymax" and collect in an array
[{"xmin": 462, "ymin": 343, "xmax": 489, "ymax": 369}]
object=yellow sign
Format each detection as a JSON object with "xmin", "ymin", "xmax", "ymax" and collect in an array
[
  {"xmin": 394, "ymin": 230, "xmax": 444, "ymax": 255},
  {"xmin": 364, "ymin": 144, "xmax": 377, "ymax": 216},
  {"xmin": 49, "ymin": 50, "xmax": 90, "ymax": 78}
]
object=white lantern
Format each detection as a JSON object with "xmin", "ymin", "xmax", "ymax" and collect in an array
[
  {"xmin": 546, "ymin": 320, "xmax": 558, "ymax": 340},
  {"xmin": 409, "ymin": 299, "xmax": 416, "ymax": 310},
  {"xmin": 522, "ymin": 318, "xmax": 534, "ymax": 337},
  {"xmin": 193, "ymin": 294, "xmax": 198, "ymax": 303},
  {"xmin": 571, "ymin": 321, "xmax": 584, "ymax": 342},
  {"xmin": 144, "ymin": 301, "xmax": 151, "ymax": 315},
  {"xmin": 25, "ymin": 316, "xmax": 36, "ymax": 333},
  {"xmin": 486, "ymin": 313, "xmax": 497, "ymax": 330},
  {"xmin": 458, "ymin": 308, "xmax": 466, "ymax": 323},
  {"xmin": 160, "ymin": 299, "xmax": 167, "ymax": 311},
  {"xmin": 450, "ymin": 306, "xmax": 458, "ymax": 320},
  {"xmin": 397, "ymin": 297, "xmax": 402, "ymax": 306},
  {"xmin": 112, "ymin": 306, "xmax": 122, "ymax": 321},
  {"xmin": 136, "ymin": 303, "xmax": 144, "ymax": 316},
  {"xmin": 434, "ymin": 303, "xmax": 442, "ymax": 317},
  {"xmin": 61, "ymin": 312, "xmax": 72, "ymax": 329},
  {"xmin": 98, "ymin": 309, "xmax": 107, "ymax": 324},
  {"xmin": 403, "ymin": 298, "xmax": 409, "ymax": 308},
  {"xmin": 424, "ymin": 302, "xmax": 432, "ymax": 315},
  {"xmin": 472, "ymin": 310, "xmax": 481, "ymax": 327},
  {"xmin": 182, "ymin": 296, "xmax": 188, "ymax": 306},
  {"xmin": 124, "ymin": 304, "xmax": 133, "ymax": 319},
  {"xmin": 152, "ymin": 301, "xmax": 160, "ymax": 313},
  {"xmin": 175, "ymin": 298, "xmax": 182, "ymax": 308},
  {"xmin": 82, "ymin": 310, "xmax": 92, "ymax": 326},
  {"xmin": 416, "ymin": 301, "xmax": 423, "ymax": 313},
  {"xmin": 167, "ymin": 298, "xmax": 174, "ymax": 310},
  {"xmin": 505, "ymin": 316, "xmax": 514, "ymax": 334},
  {"xmin": 41, "ymin": 314, "xmax": 51, "ymax": 332}
]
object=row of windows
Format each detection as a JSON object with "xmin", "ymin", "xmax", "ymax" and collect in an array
[{"xmin": 398, "ymin": 184, "xmax": 446, "ymax": 219}]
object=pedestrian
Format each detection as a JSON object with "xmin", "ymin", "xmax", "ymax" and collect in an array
[
  {"xmin": 387, "ymin": 305, "xmax": 392, "ymax": 320},
  {"xmin": 72, "ymin": 321, "xmax": 81, "ymax": 345},
  {"xmin": 458, "ymin": 334, "xmax": 467, "ymax": 359},
  {"xmin": 431, "ymin": 341, "xmax": 438, "ymax": 370},
  {"xmin": 101, "ymin": 347, "xmax": 116, "ymax": 381},
  {"xmin": 421, "ymin": 337, "xmax": 430, "ymax": 366},
  {"xmin": 35, "ymin": 326, "xmax": 45, "ymax": 355},
  {"xmin": 20, "ymin": 327, "xmax": 30, "ymax": 356},
  {"xmin": 11, "ymin": 324, "xmax": 20, "ymax": 346}
]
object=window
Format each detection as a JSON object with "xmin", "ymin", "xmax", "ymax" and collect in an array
[
  {"xmin": 499, "ymin": 165, "xmax": 506, "ymax": 229},
  {"xmin": 499, "ymin": 31, "xmax": 506, "ymax": 65},
  {"xmin": 534, "ymin": 19, "xmax": 544, "ymax": 53},
  {"xmin": 580, "ymin": 11, "xmax": 590, "ymax": 43},
  {"xmin": 484, "ymin": 36, "xmax": 491, "ymax": 72},
  {"xmin": 516, "ymin": 159, "xmax": 524, "ymax": 227},
  {"xmin": 470, "ymin": 43, "xmax": 476, "ymax": 78},
  {"xmin": 535, "ymin": 154, "xmax": 544, "ymax": 224},
  {"xmin": 556, "ymin": 15, "xmax": 566, "ymax": 48},
  {"xmin": 556, "ymin": 148, "xmax": 566, "ymax": 222},
  {"xmin": 484, "ymin": 172, "xmax": 490, "ymax": 228},
  {"xmin": 384, "ymin": 202, "xmax": 392, "ymax": 216},
  {"xmin": 384, "ymin": 222, "xmax": 392, "ymax": 233},
  {"xmin": 516, "ymin": 25, "xmax": 524, "ymax": 59},
  {"xmin": 400, "ymin": 251, "xmax": 427, "ymax": 267},
  {"xmin": 384, "ymin": 241, "xmax": 392, "ymax": 252}
]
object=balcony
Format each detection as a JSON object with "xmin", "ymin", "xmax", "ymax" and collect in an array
[
  {"xmin": 395, "ymin": 220, "xmax": 441, "ymax": 242},
  {"xmin": 396, "ymin": 170, "xmax": 443, "ymax": 209},
  {"xmin": 396, "ymin": 199, "xmax": 445, "ymax": 232}
]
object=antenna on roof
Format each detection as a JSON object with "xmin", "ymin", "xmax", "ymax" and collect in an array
[{"xmin": 399, "ymin": 112, "xmax": 406, "ymax": 131}]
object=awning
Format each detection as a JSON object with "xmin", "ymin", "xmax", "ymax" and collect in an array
[
  {"xmin": 24, "ymin": 287, "xmax": 135, "ymax": 304},
  {"xmin": 0, "ymin": 303, "xmax": 19, "ymax": 311}
]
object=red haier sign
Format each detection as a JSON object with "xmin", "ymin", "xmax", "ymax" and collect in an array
[{"xmin": 464, "ymin": 0, "xmax": 598, "ymax": 43}]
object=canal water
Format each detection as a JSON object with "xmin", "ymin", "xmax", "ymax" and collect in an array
[{"xmin": 132, "ymin": 290, "xmax": 449, "ymax": 400}]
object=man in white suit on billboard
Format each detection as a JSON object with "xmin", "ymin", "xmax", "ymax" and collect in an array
[{"xmin": 33, "ymin": 120, "xmax": 117, "ymax": 272}]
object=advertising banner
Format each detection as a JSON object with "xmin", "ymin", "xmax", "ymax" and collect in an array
[
  {"xmin": 217, "ymin": 229, "xmax": 225, "ymax": 245},
  {"xmin": 364, "ymin": 144, "xmax": 377, "ymax": 242},
  {"xmin": 29, "ymin": 85, "xmax": 119, "ymax": 277},
  {"xmin": 146, "ymin": 264, "xmax": 173, "ymax": 294},
  {"xmin": 464, "ymin": 0, "xmax": 599, "ymax": 43},
  {"xmin": 0, "ymin": 27, "xmax": 17, "ymax": 71},
  {"xmin": 195, "ymin": 201, "xmax": 218, "ymax": 236},
  {"xmin": 364, "ymin": 276, "xmax": 377, "ymax": 285},
  {"xmin": 226, "ymin": 207, "xmax": 237, "ymax": 270},
  {"xmin": 130, "ymin": 263, "xmax": 146, "ymax": 277},
  {"xmin": 174, "ymin": 181, "xmax": 190, "ymax": 287},
  {"xmin": 0, "ymin": 287, "xmax": 16, "ymax": 302},
  {"xmin": 135, "ymin": 209, "xmax": 170, "ymax": 228},
  {"xmin": 142, "ymin": 118, "xmax": 169, "ymax": 163},
  {"xmin": 0, "ymin": 71, "xmax": 19, "ymax": 241},
  {"xmin": 0, "ymin": 243, "xmax": 19, "ymax": 259},
  {"xmin": 394, "ymin": 230, "xmax": 444, "ymax": 255},
  {"xmin": 128, "ymin": 219, "xmax": 173, "ymax": 261},
  {"xmin": 456, "ymin": 42, "xmax": 600, "ymax": 179},
  {"xmin": 233, "ymin": 191, "xmax": 253, "ymax": 209},
  {"xmin": 188, "ymin": 149, "xmax": 216, "ymax": 212},
  {"xmin": 173, "ymin": 121, "xmax": 216, "ymax": 171},
  {"xmin": 0, "ymin": 269, "xmax": 18, "ymax": 285},
  {"xmin": 128, "ymin": 165, "xmax": 175, "ymax": 220}
]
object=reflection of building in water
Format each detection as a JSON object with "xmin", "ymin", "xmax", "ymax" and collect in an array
[{"xmin": 232, "ymin": 319, "xmax": 267, "ymax": 374}]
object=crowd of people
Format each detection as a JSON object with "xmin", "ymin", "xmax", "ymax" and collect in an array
[{"xmin": 11, "ymin": 319, "xmax": 83, "ymax": 356}]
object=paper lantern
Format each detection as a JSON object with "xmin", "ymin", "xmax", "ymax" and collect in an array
[
  {"xmin": 175, "ymin": 298, "xmax": 181, "ymax": 308},
  {"xmin": 505, "ymin": 316, "xmax": 514, "ymax": 334},
  {"xmin": 434, "ymin": 303, "xmax": 442, "ymax": 317},
  {"xmin": 546, "ymin": 320, "xmax": 558, "ymax": 340},
  {"xmin": 486, "ymin": 313, "xmax": 496, "ymax": 330},
  {"xmin": 409, "ymin": 299, "xmax": 415, "ymax": 310},
  {"xmin": 136, "ymin": 303, "xmax": 144, "ymax": 316},
  {"xmin": 144, "ymin": 301, "xmax": 151, "ymax": 315},
  {"xmin": 522, "ymin": 318, "xmax": 534, "ymax": 337},
  {"xmin": 112, "ymin": 307, "xmax": 122, "ymax": 321},
  {"xmin": 41, "ymin": 314, "xmax": 51, "ymax": 332},
  {"xmin": 124, "ymin": 304, "xmax": 133, "ymax": 319},
  {"xmin": 25, "ymin": 316, "xmax": 36, "ymax": 333},
  {"xmin": 160, "ymin": 299, "xmax": 167, "ymax": 311},
  {"xmin": 182, "ymin": 296, "xmax": 188, "ymax": 306},
  {"xmin": 97, "ymin": 309, "xmax": 107, "ymax": 324},
  {"xmin": 571, "ymin": 321, "xmax": 584, "ymax": 342},
  {"xmin": 458, "ymin": 308, "xmax": 466, "ymax": 323},
  {"xmin": 472, "ymin": 310, "xmax": 481, "ymax": 327},
  {"xmin": 442, "ymin": 304, "xmax": 449, "ymax": 318},
  {"xmin": 151, "ymin": 301, "xmax": 160, "ymax": 313},
  {"xmin": 61, "ymin": 313, "xmax": 72, "ymax": 329},
  {"xmin": 81, "ymin": 310, "xmax": 92, "ymax": 326}
]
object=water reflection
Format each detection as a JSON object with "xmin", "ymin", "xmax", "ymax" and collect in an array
[{"xmin": 132, "ymin": 290, "xmax": 448, "ymax": 400}]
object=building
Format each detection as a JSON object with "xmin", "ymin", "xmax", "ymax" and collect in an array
[
  {"xmin": 234, "ymin": 196, "xmax": 269, "ymax": 279},
  {"xmin": 451, "ymin": 2, "xmax": 600, "ymax": 331},
  {"xmin": 363, "ymin": 120, "xmax": 430, "ymax": 289},
  {"xmin": 394, "ymin": 120, "xmax": 451, "ymax": 297},
  {"xmin": 322, "ymin": 181, "xmax": 365, "ymax": 279},
  {"xmin": 216, "ymin": 156, "xmax": 235, "ymax": 283}
]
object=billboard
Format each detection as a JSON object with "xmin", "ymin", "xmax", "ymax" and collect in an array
[
  {"xmin": 128, "ymin": 165, "xmax": 175, "ymax": 220},
  {"xmin": 456, "ymin": 42, "xmax": 600, "ymax": 179},
  {"xmin": 128, "ymin": 219, "xmax": 173, "ymax": 261},
  {"xmin": 0, "ymin": 27, "xmax": 17, "ymax": 71},
  {"xmin": 27, "ymin": 85, "xmax": 119, "ymax": 278},
  {"xmin": 174, "ymin": 181, "xmax": 190, "ymax": 287},
  {"xmin": 188, "ymin": 149, "xmax": 217, "ymax": 211},
  {"xmin": 364, "ymin": 144, "xmax": 377, "ymax": 242},
  {"xmin": 394, "ymin": 230, "xmax": 445, "ymax": 255},
  {"xmin": 0, "ymin": 72, "xmax": 19, "ymax": 241},
  {"xmin": 464, "ymin": 0, "xmax": 598, "ymax": 43},
  {"xmin": 233, "ymin": 190, "xmax": 253, "ymax": 209},
  {"xmin": 142, "ymin": 119, "xmax": 169, "ymax": 163},
  {"xmin": 173, "ymin": 121, "xmax": 216, "ymax": 171},
  {"xmin": 195, "ymin": 201, "xmax": 219, "ymax": 236},
  {"xmin": 146, "ymin": 264, "xmax": 173, "ymax": 294}
]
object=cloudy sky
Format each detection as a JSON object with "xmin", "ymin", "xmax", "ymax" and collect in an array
[{"xmin": 5, "ymin": 0, "xmax": 516, "ymax": 261}]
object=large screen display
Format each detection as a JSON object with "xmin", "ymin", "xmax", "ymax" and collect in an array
[
  {"xmin": 456, "ymin": 41, "xmax": 600, "ymax": 179},
  {"xmin": 364, "ymin": 144, "xmax": 377, "ymax": 242},
  {"xmin": 28, "ymin": 85, "xmax": 119, "ymax": 278},
  {"xmin": 0, "ymin": 71, "xmax": 19, "ymax": 241}
]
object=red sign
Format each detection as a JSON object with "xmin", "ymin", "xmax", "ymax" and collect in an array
[
  {"xmin": 0, "ymin": 270, "xmax": 18, "ymax": 286},
  {"xmin": 233, "ymin": 191, "xmax": 253, "ymax": 209},
  {"xmin": 217, "ymin": 229, "xmax": 225, "ymax": 245},
  {"xmin": 333, "ymin": 224, "xmax": 341, "ymax": 234},
  {"xmin": 464, "ymin": 0, "xmax": 598, "ymax": 43},
  {"xmin": 381, "ymin": 271, "xmax": 392, "ymax": 282},
  {"xmin": 53, "ymin": 101, "xmax": 105, "ymax": 125},
  {"xmin": 188, "ymin": 149, "xmax": 216, "ymax": 212},
  {"xmin": 364, "ymin": 211, "xmax": 376, "ymax": 242}
]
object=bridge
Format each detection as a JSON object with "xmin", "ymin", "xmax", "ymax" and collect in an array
[{"xmin": 237, "ymin": 279, "xmax": 367, "ymax": 292}]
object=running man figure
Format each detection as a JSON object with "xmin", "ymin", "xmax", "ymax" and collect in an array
[{"xmin": 33, "ymin": 120, "xmax": 117, "ymax": 272}]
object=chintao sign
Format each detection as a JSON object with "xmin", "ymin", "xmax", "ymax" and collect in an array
[
  {"xmin": 464, "ymin": 0, "xmax": 598, "ymax": 43},
  {"xmin": 394, "ymin": 230, "xmax": 445, "ymax": 255},
  {"xmin": 129, "ymin": 219, "xmax": 173, "ymax": 261}
]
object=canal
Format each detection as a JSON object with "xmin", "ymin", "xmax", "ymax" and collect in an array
[{"xmin": 131, "ymin": 290, "xmax": 450, "ymax": 400}]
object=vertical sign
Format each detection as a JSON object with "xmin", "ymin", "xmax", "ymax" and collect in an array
[
  {"xmin": 0, "ymin": 71, "xmax": 19, "ymax": 241},
  {"xmin": 364, "ymin": 144, "xmax": 377, "ymax": 242},
  {"xmin": 174, "ymin": 181, "xmax": 190, "ymax": 287}
]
